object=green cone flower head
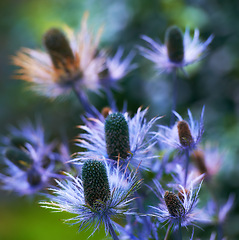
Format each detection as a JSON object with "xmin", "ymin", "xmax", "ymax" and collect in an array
[
  {"xmin": 165, "ymin": 26, "xmax": 184, "ymax": 63},
  {"xmin": 105, "ymin": 112, "xmax": 130, "ymax": 160},
  {"xmin": 82, "ymin": 160, "xmax": 110, "ymax": 208}
]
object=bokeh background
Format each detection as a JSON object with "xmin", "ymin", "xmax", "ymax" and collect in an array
[{"xmin": 1, "ymin": 0, "xmax": 239, "ymax": 239}]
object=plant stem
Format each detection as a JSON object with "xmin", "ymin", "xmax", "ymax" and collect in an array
[
  {"xmin": 105, "ymin": 87, "xmax": 117, "ymax": 112},
  {"xmin": 72, "ymin": 85, "xmax": 98, "ymax": 117},
  {"xmin": 184, "ymin": 149, "xmax": 190, "ymax": 187},
  {"xmin": 170, "ymin": 68, "xmax": 178, "ymax": 126},
  {"xmin": 178, "ymin": 219, "xmax": 182, "ymax": 240},
  {"xmin": 164, "ymin": 225, "xmax": 171, "ymax": 240},
  {"xmin": 108, "ymin": 221, "xmax": 119, "ymax": 240}
]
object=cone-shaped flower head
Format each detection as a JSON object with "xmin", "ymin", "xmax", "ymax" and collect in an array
[
  {"xmin": 191, "ymin": 149, "xmax": 207, "ymax": 175},
  {"xmin": 105, "ymin": 112, "xmax": 130, "ymax": 160},
  {"xmin": 177, "ymin": 120, "xmax": 194, "ymax": 148},
  {"xmin": 164, "ymin": 190, "xmax": 185, "ymax": 217},
  {"xmin": 82, "ymin": 160, "xmax": 110, "ymax": 208},
  {"xmin": 43, "ymin": 28, "xmax": 75, "ymax": 73},
  {"xmin": 165, "ymin": 26, "xmax": 184, "ymax": 63}
]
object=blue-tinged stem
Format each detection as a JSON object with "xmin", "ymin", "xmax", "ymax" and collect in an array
[
  {"xmin": 105, "ymin": 87, "xmax": 117, "ymax": 112},
  {"xmin": 108, "ymin": 221, "xmax": 119, "ymax": 240},
  {"xmin": 170, "ymin": 68, "xmax": 178, "ymax": 126},
  {"xmin": 72, "ymin": 85, "xmax": 97, "ymax": 117},
  {"xmin": 178, "ymin": 219, "xmax": 182, "ymax": 240},
  {"xmin": 184, "ymin": 149, "xmax": 190, "ymax": 187}
]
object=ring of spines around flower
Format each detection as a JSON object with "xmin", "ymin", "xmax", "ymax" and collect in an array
[
  {"xmin": 139, "ymin": 27, "xmax": 213, "ymax": 72},
  {"xmin": 156, "ymin": 107, "xmax": 204, "ymax": 152},
  {"xmin": 74, "ymin": 107, "xmax": 161, "ymax": 170},
  {"xmin": 148, "ymin": 179, "xmax": 205, "ymax": 230},
  {"xmin": 40, "ymin": 159, "xmax": 142, "ymax": 236}
]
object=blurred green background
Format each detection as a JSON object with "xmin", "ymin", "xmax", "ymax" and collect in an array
[{"xmin": 1, "ymin": 0, "xmax": 239, "ymax": 239}]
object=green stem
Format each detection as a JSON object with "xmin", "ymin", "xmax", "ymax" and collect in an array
[{"xmin": 178, "ymin": 219, "xmax": 182, "ymax": 240}]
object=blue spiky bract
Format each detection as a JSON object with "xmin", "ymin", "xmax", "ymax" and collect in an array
[
  {"xmin": 105, "ymin": 112, "xmax": 130, "ymax": 160},
  {"xmin": 82, "ymin": 160, "xmax": 110, "ymax": 208},
  {"xmin": 165, "ymin": 26, "xmax": 184, "ymax": 63}
]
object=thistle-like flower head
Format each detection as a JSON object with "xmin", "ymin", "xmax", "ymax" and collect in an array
[
  {"xmin": 100, "ymin": 48, "xmax": 136, "ymax": 90},
  {"xmin": 139, "ymin": 26, "xmax": 213, "ymax": 73},
  {"xmin": 40, "ymin": 159, "xmax": 141, "ymax": 236},
  {"xmin": 0, "ymin": 121, "xmax": 65, "ymax": 196},
  {"xmin": 75, "ymin": 107, "xmax": 161, "ymax": 170},
  {"xmin": 149, "ymin": 180, "xmax": 206, "ymax": 230},
  {"xmin": 12, "ymin": 12, "xmax": 105, "ymax": 98},
  {"xmin": 157, "ymin": 107, "xmax": 204, "ymax": 151}
]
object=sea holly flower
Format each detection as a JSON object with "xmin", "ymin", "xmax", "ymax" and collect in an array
[
  {"xmin": 75, "ymin": 107, "xmax": 161, "ymax": 170},
  {"xmin": 148, "ymin": 180, "xmax": 207, "ymax": 232},
  {"xmin": 0, "ymin": 121, "xmax": 65, "ymax": 196},
  {"xmin": 12, "ymin": 12, "xmax": 105, "ymax": 99},
  {"xmin": 156, "ymin": 107, "xmax": 205, "ymax": 152},
  {"xmin": 100, "ymin": 47, "xmax": 136, "ymax": 90},
  {"xmin": 40, "ymin": 159, "xmax": 141, "ymax": 238},
  {"xmin": 139, "ymin": 26, "xmax": 213, "ymax": 73}
]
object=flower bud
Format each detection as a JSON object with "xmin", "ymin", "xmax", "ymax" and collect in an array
[
  {"xmin": 164, "ymin": 191, "xmax": 185, "ymax": 217},
  {"xmin": 165, "ymin": 26, "xmax": 184, "ymax": 63},
  {"xmin": 177, "ymin": 120, "xmax": 194, "ymax": 147},
  {"xmin": 5, "ymin": 147, "xmax": 33, "ymax": 170},
  {"xmin": 105, "ymin": 112, "xmax": 130, "ymax": 160},
  {"xmin": 101, "ymin": 107, "xmax": 112, "ymax": 119},
  {"xmin": 43, "ymin": 28, "xmax": 75, "ymax": 71},
  {"xmin": 82, "ymin": 160, "xmax": 110, "ymax": 208}
]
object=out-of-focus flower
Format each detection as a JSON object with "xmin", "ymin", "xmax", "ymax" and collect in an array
[
  {"xmin": 40, "ymin": 159, "xmax": 141, "ymax": 236},
  {"xmin": 191, "ymin": 143, "xmax": 225, "ymax": 178},
  {"xmin": 156, "ymin": 107, "xmax": 204, "ymax": 151},
  {"xmin": 149, "ymin": 180, "xmax": 207, "ymax": 231},
  {"xmin": 74, "ymin": 107, "xmax": 161, "ymax": 170},
  {"xmin": 12, "ymin": 12, "xmax": 105, "ymax": 98},
  {"xmin": 0, "ymin": 121, "xmax": 65, "ymax": 196},
  {"xmin": 100, "ymin": 47, "xmax": 136, "ymax": 90},
  {"xmin": 139, "ymin": 26, "xmax": 213, "ymax": 73}
]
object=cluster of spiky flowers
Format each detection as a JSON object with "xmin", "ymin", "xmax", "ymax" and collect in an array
[
  {"xmin": 40, "ymin": 159, "xmax": 141, "ymax": 239},
  {"xmin": 0, "ymin": 121, "xmax": 68, "ymax": 196},
  {"xmin": 74, "ymin": 107, "xmax": 161, "ymax": 170},
  {"xmin": 2, "ymin": 9, "xmax": 235, "ymax": 240}
]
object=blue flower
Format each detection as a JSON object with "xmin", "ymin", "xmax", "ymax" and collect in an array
[
  {"xmin": 139, "ymin": 27, "xmax": 213, "ymax": 73},
  {"xmin": 40, "ymin": 159, "xmax": 141, "ymax": 236},
  {"xmin": 148, "ymin": 180, "xmax": 208, "ymax": 230},
  {"xmin": 75, "ymin": 107, "xmax": 161, "ymax": 170},
  {"xmin": 100, "ymin": 47, "xmax": 137, "ymax": 90},
  {"xmin": 0, "ymin": 121, "xmax": 65, "ymax": 196},
  {"xmin": 156, "ymin": 107, "xmax": 205, "ymax": 151}
]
